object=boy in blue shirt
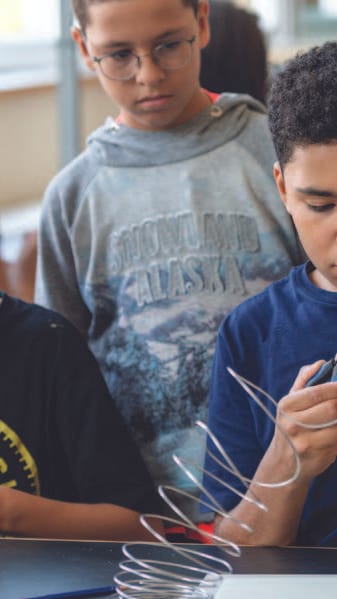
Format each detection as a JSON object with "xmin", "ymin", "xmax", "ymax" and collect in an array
[
  {"xmin": 35, "ymin": 0, "xmax": 302, "ymax": 523},
  {"xmin": 203, "ymin": 41, "xmax": 337, "ymax": 547}
]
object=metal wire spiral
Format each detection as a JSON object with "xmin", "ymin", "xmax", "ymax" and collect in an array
[{"xmin": 114, "ymin": 367, "xmax": 336, "ymax": 598}]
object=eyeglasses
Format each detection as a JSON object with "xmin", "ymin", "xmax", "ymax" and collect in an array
[{"xmin": 89, "ymin": 36, "xmax": 196, "ymax": 81}]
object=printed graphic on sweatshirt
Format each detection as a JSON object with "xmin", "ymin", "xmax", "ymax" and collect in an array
[
  {"xmin": 0, "ymin": 420, "xmax": 40, "ymax": 495},
  {"xmin": 107, "ymin": 211, "xmax": 262, "ymax": 302},
  {"xmin": 84, "ymin": 206, "xmax": 294, "ymax": 507}
]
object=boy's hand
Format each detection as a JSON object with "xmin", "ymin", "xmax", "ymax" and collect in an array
[
  {"xmin": 215, "ymin": 359, "xmax": 337, "ymax": 547},
  {"xmin": 270, "ymin": 359, "xmax": 337, "ymax": 483}
]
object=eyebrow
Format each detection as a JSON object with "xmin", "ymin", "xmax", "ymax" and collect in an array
[
  {"xmin": 91, "ymin": 28, "xmax": 188, "ymax": 52},
  {"xmin": 295, "ymin": 186, "xmax": 337, "ymax": 199}
]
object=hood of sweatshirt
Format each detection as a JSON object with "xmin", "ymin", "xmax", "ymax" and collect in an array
[{"xmin": 86, "ymin": 92, "xmax": 266, "ymax": 168}]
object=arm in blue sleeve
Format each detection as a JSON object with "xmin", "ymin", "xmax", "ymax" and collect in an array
[{"xmin": 203, "ymin": 312, "xmax": 265, "ymax": 512}]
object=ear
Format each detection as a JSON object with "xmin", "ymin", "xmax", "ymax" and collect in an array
[
  {"xmin": 71, "ymin": 27, "xmax": 96, "ymax": 72},
  {"xmin": 273, "ymin": 161, "xmax": 290, "ymax": 213},
  {"xmin": 197, "ymin": 1, "xmax": 210, "ymax": 49}
]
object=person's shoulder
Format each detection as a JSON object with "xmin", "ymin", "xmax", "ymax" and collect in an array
[
  {"xmin": 42, "ymin": 121, "xmax": 111, "ymax": 206},
  {"xmin": 239, "ymin": 266, "xmax": 297, "ymax": 314},
  {"xmin": 215, "ymin": 92, "xmax": 267, "ymax": 122},
  {"xmin": 2, "ymin": 294, "xmax": 82, "ymax": 344},
  {"xmin": 43, "ymin": 148, "xmax": 93, "ymax": 200},
  {"xmin": 40, "ymin": 145, "xmax": 100, "ymax": 226},
  {"xmin": 215, "ymin": 93, "xmax": 270, "ymax": 135},
  {"xmin": 222, "ymin": 266, "xmax": 298, "ymax": 334},
  {"xmin": 207, "ymin": 93, "xmax": 274, "ymax": 158}
]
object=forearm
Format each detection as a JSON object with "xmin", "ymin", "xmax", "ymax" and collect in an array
[
  {"xmin": 214, "ymin": 446, "xmax": 310, "ymax": 546},
  {"xmin": 213, "ymin": 363, "xmax": 337, "ymax": 546},
  {"xmin": 0, "ymin": 487, "xmax": 162, "ymax": 541}
]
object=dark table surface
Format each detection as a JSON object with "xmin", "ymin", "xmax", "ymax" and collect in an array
[{"xmin": 1, "ymin": 538, "xmax": 337, "ymax": 599}]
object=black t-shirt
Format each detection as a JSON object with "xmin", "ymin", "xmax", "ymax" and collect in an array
[{"xmin": 0, "ymin": 293, "xmax": 160, "ymax": 513}]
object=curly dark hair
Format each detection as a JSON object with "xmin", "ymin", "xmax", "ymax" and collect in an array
[
  {"xmin": 200, "ymin": 0, "xmax": 267, "ymax": 103},
  {"xmin": 268, "ymin": 41, "xmax": 337, "ymax": 170},
  {"xmin": 72, "ymin": 0, "xmax": 199, "ymax": 32}
]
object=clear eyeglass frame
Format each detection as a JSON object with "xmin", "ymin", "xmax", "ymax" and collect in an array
[{"xmin": 90, "ymin": 35, "xmax": 196, "ymax": 81}]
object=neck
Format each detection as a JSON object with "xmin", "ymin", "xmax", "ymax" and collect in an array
[{"xmin": 310, "ymin": 267, "xmax": 337, "ymax": 293}]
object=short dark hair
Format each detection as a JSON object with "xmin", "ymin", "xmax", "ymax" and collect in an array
[
  {"xmin": 268, "ymin": 41, "xmax": 337, "ymax": 170},
  {"xmin": 72, "ymin": 0, "xmax": 199, "ymax": 32},
  {"xmin": 200, "ymin": 0, "xmax": 267, "ymax": 103}
]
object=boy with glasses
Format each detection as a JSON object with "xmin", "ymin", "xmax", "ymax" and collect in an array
[{"xmin": 35, "ymin": 0, "xmax": 302, "ymax": 527}]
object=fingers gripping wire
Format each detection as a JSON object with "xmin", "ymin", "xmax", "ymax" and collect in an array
[
  {"xmin": 114, "ymin": 368, "xmax": 309, "ymax": 598},
  {"xmin": 231, "ymin": 367, "xmax": 337, "ymax": 432}
]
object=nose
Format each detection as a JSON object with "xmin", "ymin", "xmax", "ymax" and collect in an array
[{"xmin": 135, "ymin": 54, "xmax": 165, "ymax": 86}]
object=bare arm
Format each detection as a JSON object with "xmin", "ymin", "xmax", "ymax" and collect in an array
[
  {"xmin": 215, "ymin": 361, "xmax": 337, "ymax": 546},
  {"xmin": 0, "ymin": 487, "xmax": 163, "ymax": 541}
]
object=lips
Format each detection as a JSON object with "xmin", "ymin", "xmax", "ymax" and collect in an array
[{"xmin": 137, "ymin": 95, "xmax": 173, "ymax": 109}]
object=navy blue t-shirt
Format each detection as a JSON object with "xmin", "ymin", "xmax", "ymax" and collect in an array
[{"xmin": 204, "ymin": 262, "xmax": 337, "ymax": 546}]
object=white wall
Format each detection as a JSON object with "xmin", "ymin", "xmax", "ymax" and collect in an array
[{"xmin": 0, "ymin": 78, "xmax": 117, "ymax": 210}]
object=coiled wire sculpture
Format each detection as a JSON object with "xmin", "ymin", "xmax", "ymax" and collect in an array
[{"xmin": 114, "ymin": 367, "xmax": 336, "ymax": 598}]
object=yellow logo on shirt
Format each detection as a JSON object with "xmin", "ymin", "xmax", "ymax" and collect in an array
[{"xmin": 0, "ymin": 420, "xmax": 40, "ymax": 495}]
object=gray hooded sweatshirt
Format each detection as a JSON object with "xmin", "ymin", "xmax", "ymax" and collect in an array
[{"xmin": 36, "ymin": 93, "xmax": 303, "ymax": 522}]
